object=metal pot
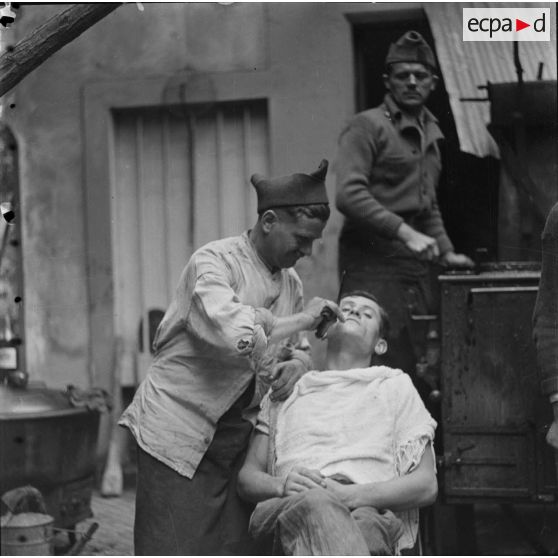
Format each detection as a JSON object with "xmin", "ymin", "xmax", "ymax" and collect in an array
[
  {"xmin": 0, "ymin": 379, "xmax": 101, "ymax": 528},
  {"xmin": 1, "ymin": 512, "xmax": 54, "ymax": 556}
]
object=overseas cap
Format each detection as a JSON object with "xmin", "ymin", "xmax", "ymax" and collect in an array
[
  {"xmin": 385, "ymin": 30, "xmax": 437, "ymax": 70},
  {"xmin": 251, "ymin": 159, "xmax": 329, "ymax": 213}
]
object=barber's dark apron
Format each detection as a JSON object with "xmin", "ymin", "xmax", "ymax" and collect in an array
[
  {"xmin": 134, "ymin": 380, "xmax": 256, "ymax": 555},
  {"xmin": 339, "ymin": 220, "xmax": 440, "ymax": 397}
]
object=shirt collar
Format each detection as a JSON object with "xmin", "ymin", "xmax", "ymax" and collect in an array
[
  {"xmin": 383, "ymin": 94, "xmax": 443, "ymax": 143},
  {"xmin": 243, "ymin": 230, "xmax": 281, "ymax": 276}
]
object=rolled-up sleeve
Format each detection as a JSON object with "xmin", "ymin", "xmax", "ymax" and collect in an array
[{"xmin": 185, "ymin": 252, "xmax": 277, "ymax": 361}]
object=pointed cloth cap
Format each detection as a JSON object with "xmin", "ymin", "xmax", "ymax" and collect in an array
[
  {"xmin": 251, "ymin": 159, "xmax": 329, "ymax": 213},
  {"xmin": 385, "ymin": 30, "xmax": 437, "ymax": 70}
]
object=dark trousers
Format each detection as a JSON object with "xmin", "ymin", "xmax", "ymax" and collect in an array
[
  {"xmin": 339, "ymin": 232, "xmax": 440, "ymax": 402},
  {"xmin": 134, "ymin": 383, "xmax": 255, "ymax": 555}
]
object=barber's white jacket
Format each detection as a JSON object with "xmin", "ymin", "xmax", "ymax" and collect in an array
[{"xmin": 120, "ymin": 231, "xmax": 310, "ymax": 479}]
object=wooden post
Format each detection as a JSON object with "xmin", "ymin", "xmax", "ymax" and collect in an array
[{"xmin": 0, "ymin": 3, "xmax": 121, "ymax": 97}]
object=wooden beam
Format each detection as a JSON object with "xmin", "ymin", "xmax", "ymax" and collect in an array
[{"xmin": 0, "ymin": 3, "xmax": 122, "ymax": 97}]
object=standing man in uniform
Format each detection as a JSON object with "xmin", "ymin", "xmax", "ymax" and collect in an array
[
  {"xmin": 335, "ymin": 30, "xmax": 473, "ymax": 381},
  {"xmin": 119, "ymin": 159, "xmax": 343, "ymax": 555}
]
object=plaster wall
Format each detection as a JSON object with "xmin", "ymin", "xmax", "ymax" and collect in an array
[{"xmin": 3, "ymin": 2, "xmax": 415, "ymax": 393}]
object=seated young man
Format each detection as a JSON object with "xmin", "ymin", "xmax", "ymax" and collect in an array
[{"xmin": 237, "ymin": 291, "xmax": 437, "ymax": 555}]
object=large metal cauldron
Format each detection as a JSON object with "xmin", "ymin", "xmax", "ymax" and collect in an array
[{"xmin": 0, "ymin": 380, "xmax": 101, "ymax": 529}]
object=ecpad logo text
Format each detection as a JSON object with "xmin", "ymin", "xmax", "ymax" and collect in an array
[{"xmin": 463, "ymin": 8, "xmax": 550, "ymax": 41}]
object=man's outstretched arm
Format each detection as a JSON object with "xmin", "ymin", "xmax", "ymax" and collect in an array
[{"xmin": 324, "ymin": 442, "xmax": 438, "ymax": 512}]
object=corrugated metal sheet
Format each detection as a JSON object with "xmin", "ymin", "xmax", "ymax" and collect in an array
[{"xmin": 424, "ymin": 2, "xmax": 556, "ymax": 158}]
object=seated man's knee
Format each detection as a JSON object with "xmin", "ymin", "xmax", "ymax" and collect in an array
[
  {"xmin": 297, "ymin": 488, "xmax": 339, "ymax": 507},
  {"xmin": 351, "ymin": 506, "xmax": 378, "ymax": 523},
  {"xmin": 282, "ymin": 488, "xmax": 345, "ymax": 522}
]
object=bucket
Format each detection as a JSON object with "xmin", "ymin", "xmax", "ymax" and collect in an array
[{"xmin": 1, "ymin": 512, "xmax": 54, "ymax": 556}]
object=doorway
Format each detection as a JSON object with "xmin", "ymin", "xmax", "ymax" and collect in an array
[{"xmin": 110, "ymin": 100, "xmax": 269, "ymax": 385}]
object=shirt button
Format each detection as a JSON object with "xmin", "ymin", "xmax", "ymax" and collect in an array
[
  {"xmin": 412, "ymin": 149, "xmax": 418, "ymax": 154},
  {"xmin": 204, "ymin": 436, "xmax": 211, "ymax": 444}
]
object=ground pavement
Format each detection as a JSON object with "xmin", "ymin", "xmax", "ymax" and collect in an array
[{"xmin": 68, "ymin": 486, "xmax": 558, "ymax": 556}]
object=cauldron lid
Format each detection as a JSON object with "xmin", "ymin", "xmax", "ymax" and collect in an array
[{"xmin": 0, "ymin": 383, "xmax": 75, "ymax": 418}]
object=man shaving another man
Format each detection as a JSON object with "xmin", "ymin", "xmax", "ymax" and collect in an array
[{"xmin": 119, "ymin": 159, "xmax": 343, "ymax": 555}]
